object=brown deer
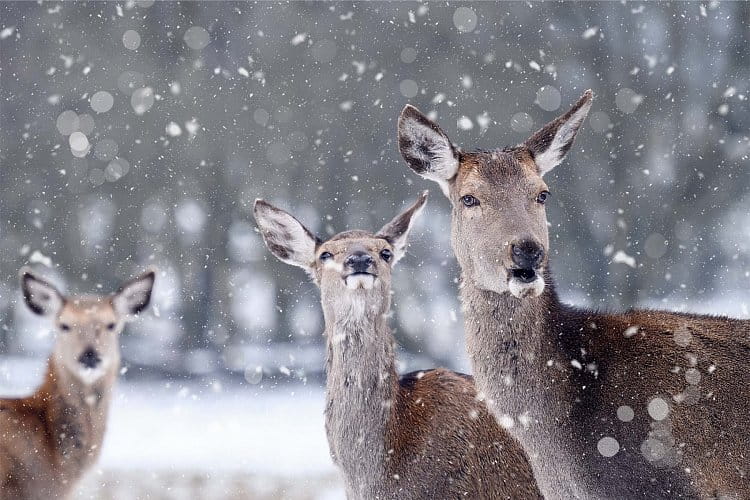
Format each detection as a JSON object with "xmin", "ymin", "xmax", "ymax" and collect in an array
[
  {"xmin": 0, "ymin": 268, "xmax": 155, "ymax": 499},
  {"xmin": 398, "ymin": 92, "xmax": 750, "ymax": 499},
  {"xmin": 254, "ymin": 193, "xmax": 541, "ymax": 499}
]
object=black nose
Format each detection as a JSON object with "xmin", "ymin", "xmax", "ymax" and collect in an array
[
  {"xmin": 511, "ymin": 240, "xmax": 545, "ymax": 270},
  {"xmin": 345, "ymin": 252, "xmax": 374, "ymax": 273},
  {"xmin": 78, "ymin": 347, "xmax": 101, "ymax": 369}
]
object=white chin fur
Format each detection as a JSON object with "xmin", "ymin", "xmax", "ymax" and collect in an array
[
  {"xmin": 74, "ymin": 363, "xmax": 108, "ymax": 385},
  {"xmin": 508, "ymin": 275, "xmax": 545, "ymax": 299},
  {"xmin": 345, "ymin": 274, "xmax": 375, "ymax": 290}
]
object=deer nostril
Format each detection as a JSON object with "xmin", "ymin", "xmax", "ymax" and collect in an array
[{"xmin": 78, "ymin": 348, "xmax": 101, "ymax": 369}]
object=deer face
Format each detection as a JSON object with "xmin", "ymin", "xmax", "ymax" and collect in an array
[
  {"xmin": 20, "ymin": 268, "xmax": 155, "ymax": 384},
  {"xmin": 399, "ymin": 91, "xmax": 592, "ymax": 298},
  {"xmin": 254, "ymin": 192, "xmax": 427, "ymax": 312}
]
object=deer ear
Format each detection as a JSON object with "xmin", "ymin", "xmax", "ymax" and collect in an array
[
  {"xmin": 113, "ymin": 269, "xmax": 155, "ymax": 316},
  {"xmin": 398, "ymin": 105, "xmax": 458, "ymax": 196},
  {"xmin": 20, "ymin": 268, "xmax": 64, "ymax": 317},
  {"xmin": 254, "ymin": 200, "xmax": 319, "ymax": 272},
  {"xmin": 376, "ymin": 191, "xmax": 428, "ymax": 265},
  {"xmin": 524, "ymin": 90, "xmax": 593, "ymax": 176}
]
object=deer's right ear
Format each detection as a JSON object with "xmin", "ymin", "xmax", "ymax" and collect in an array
[
  {"xmin": 398, "ymin": 105, "xmax": 459, "ymax": 196},
  {"xmin": 20, "ymin": 268, "xmax": 64, "ymax": 317},
  {"xmin": 253, "ymin": 200, "xmax": 319, "ymax": 272}
]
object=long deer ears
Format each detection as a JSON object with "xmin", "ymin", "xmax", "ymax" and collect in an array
[
  {"xmin": 254, "ymin": 200, "xmax": 319, "ymax": 272},
  {"xmin": 398, "ymin": 105, "xmax": 458, "ymax": 196},
  {"xmin": 113, "ymin": 269, "xmax": 155, "ymax": 316},
  {"xmin": 20, "ymin": 268, "xmax": 64, "ymax": 317},
  {"xmin": 376, "ymin": 191, "xmax": 428, "ymax": 265},
  {"xmin": 524, "ymin": 90, "xmax": 593, "ymax": 176}
]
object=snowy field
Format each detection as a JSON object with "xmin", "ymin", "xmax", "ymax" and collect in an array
[{"xmin": 0, "ymin": 358, "xmax": 344, "ymax": 499}]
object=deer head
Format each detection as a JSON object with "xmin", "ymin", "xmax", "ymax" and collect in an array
[
  {"xmin": 398, "ymin": 91, "xmax": 592, "ymax": 299},
  {"xmin": 254, "ymin": 192, "xmax": 427, "ymax": 316},
  {"xmin": 20, "ymin": 268, "xmax": 155, "ymax": 384}
]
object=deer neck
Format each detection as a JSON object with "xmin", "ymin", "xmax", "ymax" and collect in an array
[
  {"xmin": 322, "ymin": 292, "xmax": 398, "ymax": 492},
  {"xmin": 33, "ymin": 357, "xmax": 117, "ymax": 477},
  {"xmin": 460, "ymin": 272, "xmax": 587, "ymax": 496}
]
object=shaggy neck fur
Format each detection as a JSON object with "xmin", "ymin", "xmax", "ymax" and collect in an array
[
  {"xmin": 322, "ymin": 289, "xmax": 399, "ymax": 498},
  {"xmin": 460, "ymin": 271, "xmax": 589, "ymax": 499}
]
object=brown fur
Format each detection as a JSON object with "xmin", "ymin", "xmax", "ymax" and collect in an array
[
  {"xmin": 388, "ymin": 369, "xmax": 543, "ymax": 498},
  {"xmin": 399, "ymin": 93, "xmax": 750, "ymax": 499},
  {"xmin": 0, "ymin": 269, "xmax": 154, "ymax": 500},
  {"xmin": 254, "ymin": 197, "xmax": 542, "ymax": 499}
]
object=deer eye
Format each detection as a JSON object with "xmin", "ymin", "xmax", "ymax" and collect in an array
[
  {"xmin": 536, "ymin": 190, "xmax": 550, "ymax": 204},
  {"xmin": 461, "ymin": 195, "xmax": 479, "ymax": 207},
  {"xmin": 106, "ymin": 322, "xmax": 116, "ymax": 331},
  {"xmin": 319, "ymin": 251, "xmax": 333, "ymax": 261},
  {"xmin": 60, "ymin": 323, "xmax": 71, "ymax": 332},
  {"xmin": 380, "ymin": 249, "xmax": 393, "ymax": 262}
]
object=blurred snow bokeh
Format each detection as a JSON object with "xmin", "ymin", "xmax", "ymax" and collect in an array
[{"xmin": 0, "ymin": 1, "xmax": 749, "ymax": 497}]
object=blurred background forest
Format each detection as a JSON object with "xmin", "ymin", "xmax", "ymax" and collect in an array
[{"xmin": 0, "ymin": 2, "xmax": 748, "ymax": 497}]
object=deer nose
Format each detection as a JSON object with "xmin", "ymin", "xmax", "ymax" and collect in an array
[
  {"xmin": 345, "ymin": 252, "xmax": 374, "ymax": 273},
  {"xmin": 510, "ymin": 240, "xmax": 545, "ymax": 269},
  {"xmin": 78, "ymin": 347, "xmax": 101, "ymax": 369}
]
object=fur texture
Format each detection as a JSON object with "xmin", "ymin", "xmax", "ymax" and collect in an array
[
  {"xmin": 400, "ymin": 91, "xmax": 750, "ymax": 499},
  {"xmin": 254, "ymin": 198, "xmax": 542, "ymax": 499}
]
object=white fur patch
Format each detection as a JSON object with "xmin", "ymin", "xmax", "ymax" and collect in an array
[
  {"xmin": 535, "ymin": 99, "xmax": 592, "ymax": 175},
  {"xmin": 400, "ymin": 116, "xmax": 458, "ymax": 194},
  {"xmin": 345, "ymin": 274, "xmax": 375, "ymax": 290},
  {"xmin": 322, "ymin": 259, "xmax": 344, "ymax": 273},
  {"xmin": 508, "ymin": 274, "xmax": 546, "ymax": 299},
  {"xmin": 75, "ymin": 361, "xmax": 108, "ymax": 385}
]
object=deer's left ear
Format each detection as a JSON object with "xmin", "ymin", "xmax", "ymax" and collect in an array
[
  {"xmin": 376, "ymin": 191, "xmax": 428, "ymax": 265},
  {"xmin": 113, "ymin": 269, "xmax": 156, "ymax": 316},
  {"xmin": 524, "ymin": 90, "xmax": 593, "ymax": 176}
]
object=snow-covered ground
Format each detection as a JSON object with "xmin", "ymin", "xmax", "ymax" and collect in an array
[{"xmin": 0, "ymin": 358, "xmax": 345, "ymax": 499}]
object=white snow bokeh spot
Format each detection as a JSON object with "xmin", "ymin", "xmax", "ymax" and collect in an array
[
  {"xmin": 399, "ymin": 79, "xmax": 418, "ymax": 98},
  {"xmin": 122, "ymin": 29, "xmax": 141, "ymax": 50},
  {"xmin": 647, "ymin": 397, "xmax": 669, "ymax": 421},
  {"xmin": 615, "ymin": 88, "xmax": 643, "ymax": 114},
  {"xmin": 597, "ymin": 436, "xmax": 620, "ymax": 457},
  {"xmin": 131, "ymin": 87, "xmax": 155, "ymax": 115},
  {"xmin": 536, "ymin": 85, "xmax": 561, "ymax": 112},
  {"xmin": 184, "ymin": 26, "xmax": 210, "ymax": 50},
  {"xmin": 453, "ymin": 7, "xmax": 477, "ymax": 33},
  {"xmin": 511, "ymin": 112, "xmax": 534, "ymax": 132},
  {"xmin": 56, "ymin": 110, "xmax": 79, "ymax": 135},
  {"xmin": 400, "ymin": 47, "xmax": 417, "ymax": 64},
  {"xmin": 616, "ymin": 405, "xmax": 635, "ymax": 422}
]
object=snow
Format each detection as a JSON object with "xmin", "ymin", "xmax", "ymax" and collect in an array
[{"xmin": 0, "ymin": 357, "xmax": 344, "ymax": 498}]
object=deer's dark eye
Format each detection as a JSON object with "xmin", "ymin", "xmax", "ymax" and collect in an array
[
  {"xmin": 60, "ymin": 323, "xmax": 70, "ymax": 332},
  {"xmin": 380, "ymin": 249, "xmax": 393, "ymax": 262},
  {"xmin": 536, "ymin": 190, "xmax": 550, "ymax": 204},
  {"xmin": 107, "ymin": 322, "xmax": 116, "ymax": 331},
  {"xmin": 319, "ymin": 252, "xmax": 333, "ymax": 261},
  {"xmin": 461, "ymin": 195, "xmax": 479, "ymax": 207}
]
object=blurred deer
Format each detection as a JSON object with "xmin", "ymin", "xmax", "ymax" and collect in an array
[
  {"xmin": 254, "ymin": 193, "xmax": 541, "ymax": 499},
  {"xmin": 399, "ymin": 91, "xmax": 750, "ymax": 499},
  {"xmin": 0, "ymin": 268, "xmax": 155, "ymax": 499}
]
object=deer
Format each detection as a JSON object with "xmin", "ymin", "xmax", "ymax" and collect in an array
[
  {"xmin": 398, "ymin": 91, "xmax": 750, "ymax": 500},
  {"xmin": 254, "ymin": 193, "xmax": 541, "ymax": 499},
  {"xmin": 0, "ymin": 267, "xmax": 155, "ymax": 500}
]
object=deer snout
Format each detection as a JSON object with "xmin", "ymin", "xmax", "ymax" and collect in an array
[
  {"xmin": 510, "ymin": 240, "xmax": 545, "ymax": 270},
  {"xmin": 78, "ymin": 347, "xmax": 101, "ymax": 369},
  {"xmin": 345, "ymin": 252, "xmax": 374, "ymax": 274}
]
